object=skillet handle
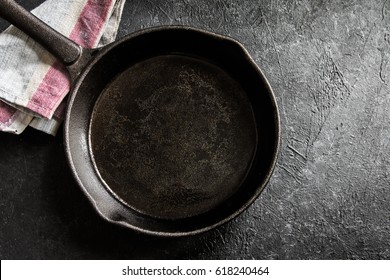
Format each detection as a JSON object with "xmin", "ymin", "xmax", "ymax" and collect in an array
[{"xmin": 0, "ymin": 0, "xmax": 82, "ymax": 65}]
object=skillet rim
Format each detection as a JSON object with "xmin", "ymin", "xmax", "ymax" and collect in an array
[{"xmin": 64, "ymin": 25, "xmax": 281, "ymax": 236}]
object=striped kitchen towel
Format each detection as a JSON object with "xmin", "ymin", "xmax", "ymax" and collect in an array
[{"xmin": 0, "ymin": 0, "xmax": 125, "ymax": 135}]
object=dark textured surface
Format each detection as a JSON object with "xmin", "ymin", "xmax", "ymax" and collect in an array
[{"xmin": 0, "ymin": 0, "xmax": 389, "ymax": 259}]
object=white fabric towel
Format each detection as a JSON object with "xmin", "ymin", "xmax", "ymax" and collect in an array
[{"xmin": 0, "ymin": 0, "xmax": 125, "ymax": 135}]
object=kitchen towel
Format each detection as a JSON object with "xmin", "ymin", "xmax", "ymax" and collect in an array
[{"xmin": 0, "ymin": 0, "xmax": 126, "ymax": 135}]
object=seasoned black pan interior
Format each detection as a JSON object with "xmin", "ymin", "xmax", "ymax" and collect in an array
[
  {"xmin": 90, "ymin": 54, "xmax": 257, "ymax": 220},
  {"xmin": 66, "ymin": 28, "xmax": 279, "ymax": 235}
]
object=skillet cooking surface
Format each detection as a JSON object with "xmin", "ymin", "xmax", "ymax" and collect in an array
[{"xmin": 90, "ymin": 54, "xmax": 257, "ymax": 220}]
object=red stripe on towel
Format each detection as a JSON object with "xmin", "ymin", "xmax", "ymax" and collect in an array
[
  {"xmin": 25, "ymin": 61, "xmax": 69, "ymax": 118},
  {"xmin": 26, "ymin": 0, "xmax": 113, "ymax": 119},
  {"xmin": 0, "ymin": 101, "xmax": 17, "ymax": 126},
  {"xmin": 69, "ymin": 0, "xmax": 113, "ymax": 48}
]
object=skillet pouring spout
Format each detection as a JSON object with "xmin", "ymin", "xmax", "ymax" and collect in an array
[{"xmin": 0, "ymin": 0, "xmax": 280, "ymax": 236}]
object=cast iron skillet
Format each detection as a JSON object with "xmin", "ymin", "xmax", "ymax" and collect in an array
[{"xmin": 0, "ymin": 0, "xmax": 280, "ymax": 236}]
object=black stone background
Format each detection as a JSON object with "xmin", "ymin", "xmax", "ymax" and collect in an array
[{"xmin": 0, "ymin": 0, "xmax": 389, "ymax": 259}]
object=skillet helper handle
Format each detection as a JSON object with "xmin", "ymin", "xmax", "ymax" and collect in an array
[{"xmin": 0, "ymin": 0, "xmax": 81, "ymax": 65}]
